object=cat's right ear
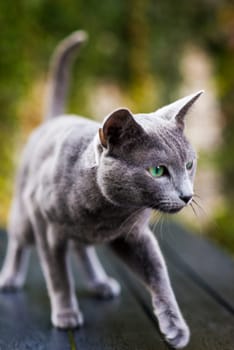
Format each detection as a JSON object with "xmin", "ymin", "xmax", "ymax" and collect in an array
[
  {"xmin": 155, "ymin": 90, "xmax": 204, "ymax": 131},
  {"xmin": 99, "ymin": 108, "xmax": 144, "ymax": 149}
]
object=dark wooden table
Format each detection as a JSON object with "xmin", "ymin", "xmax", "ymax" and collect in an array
[{"xmin": 0, "ymin": 221, "xmax": 233, "ymax": 350}]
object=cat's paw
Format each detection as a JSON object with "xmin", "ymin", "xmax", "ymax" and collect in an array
[
  {"xmin": 52, "ymin": 308, "xmax": 84, "ymax": 329},
  {"xmin": 157, "ymin": 311, "xmax": 190, "ymax": 349},
  {"xmin": 0, "ymin": 274, "xmax": 23, "ymax": 291},
  {"xmin": 89, "ymin": 277, "xmax": 121, "ymax": 299}
]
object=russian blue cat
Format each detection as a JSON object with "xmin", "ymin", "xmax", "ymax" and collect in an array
[{"xmin": 0, "ymin": 31, "xmax": 203, "ymax": 349}]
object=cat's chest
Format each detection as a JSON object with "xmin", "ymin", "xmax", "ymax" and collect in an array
[
  {"xmin": 55, "ymin": 206, "xmax": 148, "ymax": 244},
  {"xmin": 68, "ymin": 207, "xmax": 133, "ymax": 243}
]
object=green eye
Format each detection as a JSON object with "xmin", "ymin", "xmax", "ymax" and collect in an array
[
  {"xmin": 149, "ymin": 166, "xmax": 166, "ymax": 177},
  {"xmin": 186, "ymin": 161, "xmax": 193, "ymax": 170}
]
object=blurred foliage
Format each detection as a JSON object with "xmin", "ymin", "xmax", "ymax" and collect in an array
[
  {"xmin": 207, "ymin": 206, "xmax": 234, "ymax": 255},
  {"xmin": 0, "ymin": 0, "xmax": 234, "ymax": 252}
]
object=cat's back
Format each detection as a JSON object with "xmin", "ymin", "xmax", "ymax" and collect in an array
[
  {"xmin": 29, "ymin": 115, "xmax": 99, "ymax": 152},
  {"xmin": 18, "ymin": 115, "xmax": 100, "ymax": 191}
]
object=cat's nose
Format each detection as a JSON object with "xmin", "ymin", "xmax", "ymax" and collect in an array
[{"xmin": 179, "ymin": 194, "xmax": 192, "ymax": 204}]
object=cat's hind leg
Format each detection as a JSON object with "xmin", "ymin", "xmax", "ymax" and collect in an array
[
  {"xmin": 0, "ymin": 199, "xmax": 32, "ymax": 291},
  {"xmin": 72, "ymin": 244, "xmax": 121, "ymax": 299}
]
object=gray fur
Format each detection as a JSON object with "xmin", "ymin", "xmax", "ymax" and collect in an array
[{"xmin": 0, "ymin": 31, "xmax": 203, "ymax": 349}]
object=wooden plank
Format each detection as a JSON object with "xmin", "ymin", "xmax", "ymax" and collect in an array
[
  {"xmin": 103, "ymin": 232, "xmax": 234, "ymax": 350},
  {"xmin": 167, "ymin": 258, "xmax": 234, "ymax": 349},
  {"xmin": 70, "ymin": 250, "xmax": 167, "ymax": 350},
  {"xmin": 0, "ymin": 230, "xmax": 166, "ymax": 350},
  {"xmin": 158, "ymin": 221, "xmax": 234, "ymax": 314},
  {"xmin": 1, "ymin": 221, "xmax": 233, "ymax": 350}
]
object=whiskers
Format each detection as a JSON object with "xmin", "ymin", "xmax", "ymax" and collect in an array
[
  {"xmin": 190, "ymin": 200, "xmax": 199, "ymax": 218},
  {"xmin": 120, "ymin": 207, "xmax": 148, "ymax": 240},
  {"xmin": 190, "ymin": 195, "xmax": 208, "ymax": 219},
  {"xmin": 187, "ymin": 193, "xmax": 210, "ymax": 233},
  {"xmin": 151, "ymin": 210, "xmax": 165, "ymax": 240},
  {"xmin": 119, "ymin": 207, "xmax": 144, "ymax": 232}
]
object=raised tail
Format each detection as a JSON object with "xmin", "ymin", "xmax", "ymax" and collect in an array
[{"xmin": 44, "ymin": 30, "xmax": 88, "ymax": 120}]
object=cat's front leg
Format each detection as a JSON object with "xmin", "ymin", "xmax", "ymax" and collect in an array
[
  {"xmin": 110, "ymin": 228, "xmax": 190, "ymax": 349},
  {"xmin": 28, "ymin": 210, "xmax": 83, "ymax": 329}
]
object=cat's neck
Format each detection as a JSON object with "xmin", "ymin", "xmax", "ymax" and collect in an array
[{"xmin": 63, "ymin": 134, "xmax": 151, "ymax": 229}]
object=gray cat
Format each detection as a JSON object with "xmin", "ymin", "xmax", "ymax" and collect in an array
[{"xmin": 0, "ymin": 31, "xmax": 203, "ymax": 349}]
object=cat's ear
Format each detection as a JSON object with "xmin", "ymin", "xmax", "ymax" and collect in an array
[
  {"xmin": 156, "ymin": 90, "xmax": 204, "ymax": 130},
  {"xmin": 99, "ymin": 108, "xmax": 144, "ymax": 149}
]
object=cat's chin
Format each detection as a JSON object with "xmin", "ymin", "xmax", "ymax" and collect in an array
[
  {"xmin": 166, "ymin": 207, "xmax": 183, "ymax": 214},
  {"xmin": 152, "ymin": 206, "xmax": 184, "ymax": 214}
]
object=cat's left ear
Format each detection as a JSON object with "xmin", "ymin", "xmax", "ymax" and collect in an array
[
  {"xmin": 99, "ymin": 108, "xmax": 145, "ymax": 149},
  {"xmin": 156, "ymin": 90, "xmax": 204, "ymax": 130}
]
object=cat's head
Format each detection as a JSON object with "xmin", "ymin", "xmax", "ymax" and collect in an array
[{"xmin": 95, "ymin": 91, "xmax": 203, "ymax": 213}]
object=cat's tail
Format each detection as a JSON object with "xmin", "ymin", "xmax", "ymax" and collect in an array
[{"xmin": 44, "ymin": 30, "xmax": 88, "ymax": 120}]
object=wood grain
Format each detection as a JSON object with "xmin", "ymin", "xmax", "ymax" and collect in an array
[{"xmin": 0, "ymin": 221, "xmax": 233, "ymax": 350}]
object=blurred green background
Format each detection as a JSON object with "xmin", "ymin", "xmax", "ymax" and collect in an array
[{"xmin": 0, "ymin": 0, "xmax": 234, "ymax": 253}]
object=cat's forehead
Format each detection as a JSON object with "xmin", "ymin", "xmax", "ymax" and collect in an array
[
  {"xmin": 134, "ymin": 113, "xmax": 172, "ymax": 133},
  {"xmin": 149, "ymin": 128, "xmax": 194, "ymax": 163},
  {"xmin": 134, "ymin": 113, "xmax": 195, "ymax": 163},
  {"xmin": 134, "ymin": 113, "xmax": 163, "ymax": 130}
]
